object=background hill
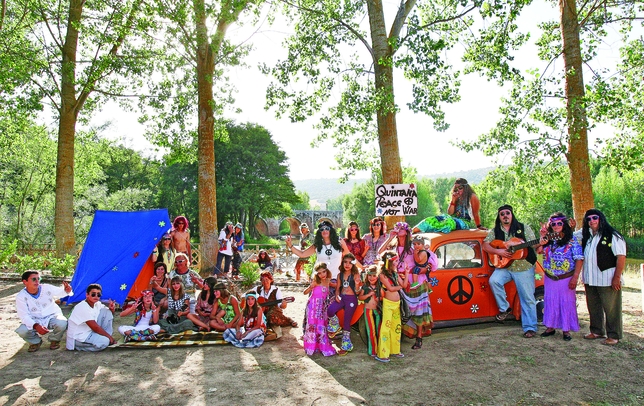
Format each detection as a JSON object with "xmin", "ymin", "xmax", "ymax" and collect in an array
[{"xmin": 293, "ymin": 167, "xmax": 494, "ymax": 204}]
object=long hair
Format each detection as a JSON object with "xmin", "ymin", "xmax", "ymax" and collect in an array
[
  {"xmin": 173, "ymin": 216, "xmax": 189, "ymax": 230},
  {"xmin": 340, "ymin": 253, "xmax": 360, "ymax": 277},
  {"xmin": 243, "ymin": 292, "xmax": 260, "ymax": 319},
  {"xmin": 369, "ymin": 217, "xmax": 386, "ymax": 237},
  {"xmin": 393, "ymin": 222, "xmax": 413, "ymax": 262},
  {"xmin": 257, "ymin": 250, "xmax": 272, "ymax": 267},
  {"xmin": 170, "ymin": 276, "xmax": 185, "ymax": 299},
  {"xmin": 494, "ymin": 205, "xmax": 521, "ymax": 236},
  {"xmin": 544, "ymin": 212, "xmax": 573, "ymax": 247},
  {"xmin": 313, "ymin": 221, "xmax": 342, "ymax": 251},
  {"xmin": 345, "ymin": 221, "xmax": 362, "ymax": 241},
  {"xmin": 453, "ymin": 178, "xmax": 475, "ymax": 206},
  {"xmin": 200, "ymin": 277, "xmax": 218, "ymax": 305},
  {"xmin": 158, "ymin": 233, "xmax": 174, "ymax": 256},
  {"xmin": 220, "ymin": 221, "xmax": 233, "ymax": 237},
  {"xmin": 581, "ymin": 208, "xmax": 623, "ymax": 249},
  {"xmin": 380, "ymin": 251, "xmax": 397, "ymax": 279},
  {"xmin": 314, "ymin": 263, "xmax": 331, "ymax": 284}
]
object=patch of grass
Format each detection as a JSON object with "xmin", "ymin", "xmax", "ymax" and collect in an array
[
  {"xmin": 511, "ymin": 355, "xmax": 536, "ymax": 366},
  {"xmin": 594, "ymin": 379, "xmax": 609, "ymax": 389}
]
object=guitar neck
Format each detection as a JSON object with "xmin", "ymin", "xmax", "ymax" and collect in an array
[{"xmin": 509, "ymin": 238, "xmax": 541, "ymax": 252}]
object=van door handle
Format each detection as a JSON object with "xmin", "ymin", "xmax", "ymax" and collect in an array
[{"xmin": 476, "ymin": 273, "xmax": 489, "ymax": 278}]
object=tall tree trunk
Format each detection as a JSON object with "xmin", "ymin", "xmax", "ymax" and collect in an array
[
  {"xmin": 560, "ymin": 0, "xmax": 594, "ymax": 227},
  {"xmin": 54, "ymin": 0, "xmax": 83, "ymax": 256},
  {"xmin": 194, "ymin": 0, "xmax": 218, "ymax": 271},
  {"xmin": 367, "ymin": 0, "xmax": 403, "ymax": 227}
]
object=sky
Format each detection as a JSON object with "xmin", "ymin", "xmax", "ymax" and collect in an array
[{"xmin": 88, "ymin": 1, "xmax": 625, "ymax": 182}]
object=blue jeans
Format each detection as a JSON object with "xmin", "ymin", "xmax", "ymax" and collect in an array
[{"xmin": 490, "ymin": 266, "xmax": 537, "ymax": 333}]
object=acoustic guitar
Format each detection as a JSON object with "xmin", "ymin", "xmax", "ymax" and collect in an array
[
  {"xmin": 257, "ymin": 296, "xmax": 295, "ymax": 308},
  {"xmin": 490, "ymin": 232, "xmax": 562, "ymax": 269}
]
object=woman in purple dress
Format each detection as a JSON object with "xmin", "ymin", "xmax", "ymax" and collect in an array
[{"xmin": 536, "ymin": 212, "xmax": 583, "ymax": 341}]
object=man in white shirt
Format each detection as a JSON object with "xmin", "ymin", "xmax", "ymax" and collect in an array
[
  {"xmin": 580, "ymin": 209, "xmax": 627, "ymax": 346},
  {"xmin": 15, "ymin": 271, "xmax": 72, "ymax": 352},
  {"xmin": 67, "ymin": 284, "xmax": 116, "ymax": 351}
]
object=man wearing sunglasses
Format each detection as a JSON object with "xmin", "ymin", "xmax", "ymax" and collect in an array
[
  {"xmin": 580, "ymin": 209, "xmax": 626, "ymax": 346},
  {"xmin": 15, "ymin": 271, "xmax": 72, "ymax": 352},
  {"xmin": 66, "ymin": 284, "xmax": 116, "ymax": 351},
  {"xmin": 483, "ymin": 205, "xmax": 540, "ymax": 338}
]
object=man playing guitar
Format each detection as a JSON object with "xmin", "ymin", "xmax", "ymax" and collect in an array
[{"xmin": 482, "ymin": 205, "xmax": 542, "ymax": 338}]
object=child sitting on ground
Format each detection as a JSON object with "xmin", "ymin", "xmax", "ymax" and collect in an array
[{"xmin": 118, "ymin": 290, "xmax": 161, "ymax": 342}]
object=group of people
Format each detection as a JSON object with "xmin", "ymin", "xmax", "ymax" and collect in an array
[
  {"xmin": 14, "ymin": 180, "xmax": 628, "ymax": 354},
  {"xmin": 286, "ymin": 218, "xmax": 437, "ymax": 361},
  {"xmin": 483, "ymin": 205, "xmax": 626, "ymax": 345}
]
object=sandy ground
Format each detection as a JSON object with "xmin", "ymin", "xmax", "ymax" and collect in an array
[{"xmin": 1, "ymin": 273, "xmax": 643, "ymax": 406}]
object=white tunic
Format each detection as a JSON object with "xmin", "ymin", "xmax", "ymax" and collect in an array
[{"xmin": 16, "ymin": 284, "xmax": 71, "ymax": 329}]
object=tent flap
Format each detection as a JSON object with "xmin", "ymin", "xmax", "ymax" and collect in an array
[{"xmin": 68, "ymin": 209, "xmax": 172, "ymax": 304}]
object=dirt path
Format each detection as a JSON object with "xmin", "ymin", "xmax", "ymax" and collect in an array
[{"xmin": 1, "ymin": 278, "xmax": 643, "ymax": 406}]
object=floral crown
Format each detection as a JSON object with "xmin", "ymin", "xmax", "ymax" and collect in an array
[{"xmin": 393, "ymin": 222, "xmax": 410, "ymax": 233}]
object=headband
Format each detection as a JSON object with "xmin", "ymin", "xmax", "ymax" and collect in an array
[
  {"xmin": 245, "ymin": 292, "xmax": 258, "ymax": 299},
  {"xmin": 393, "ymin": 222, "xmax": 410, "ymax": 233}
]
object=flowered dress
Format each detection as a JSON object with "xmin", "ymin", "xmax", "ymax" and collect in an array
[
  {"xmin": 543, "ymin": 236, "xmax": 584, "ymax": 331},
  {"xmin": 399, "ymin": 246, "xmax": 437, "ymax": 338},
  {"xmin": 195, "ymin": 295, "xmax": 214, "ymax": 324},
  {"xmin": 362, "ymin": 234, "xmax": 387, "ymax": 265},
  {"xmin": 303, "ymin": 284, "xmax": 336, "ymax": 356}
]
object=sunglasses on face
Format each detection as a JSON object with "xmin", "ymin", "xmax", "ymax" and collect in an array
[
  {"xmin": 90, "ymin": 292, "xmax": 101, "ymax": 298},
  {"xmin": 319, "ymin": 226, "xmax": 331, "ymax": 231},
  {"xmin": 550, "ymin": 221, "xmax": 564, "ymax": 227},
  {"xmin": 455, "ymin": 185, "xmax": 464, "ymax": 191},
  {"xmin": 175, "ymin": 260, "xmax": 186, "ymax": 264},
  {"xmin": 372, "ymin": 223, "xmax": 381, "ymax": 227},
  {"xmin": 499, "ymin": 210, "xmax": 512, "ymax": 216},
  {"xmin": 350, "ymin": 228, "xmax": 358, "ymax": 231},
  {"xmin": 29, "ymin": 277, "xmax": 40, "ymax": 282},
  {"xmin": 163, "ymin": 237, "xmax": 171, "ymax": 241},
  {"xmin": 586, "ymin": 215, "xmax": 600, "ymax": 221}
]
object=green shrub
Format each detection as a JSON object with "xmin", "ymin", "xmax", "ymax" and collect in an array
[
  {"xmin": 625, "ymin": 237, "xmax": 644, "ymax": 260},
  {"xmin": 0, "ymin": 240, "xmax": 76, "ymax": 277},
  {"xmin": 239, "ymin": 261, "xmax": 260, "ymax": 288},
  {"xmin": 303, "ymin": 253, "xmax": 317, "ymax": 281}
]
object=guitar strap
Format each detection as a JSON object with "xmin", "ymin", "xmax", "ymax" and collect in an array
[{"xmin": 494, "ymin": 223, "xmax": 537, "ymax": 265}]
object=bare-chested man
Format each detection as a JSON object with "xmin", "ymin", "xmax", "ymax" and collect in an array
[{"xmin": 171, "ymin": 216, "xmax": 191, "ymax": 260}]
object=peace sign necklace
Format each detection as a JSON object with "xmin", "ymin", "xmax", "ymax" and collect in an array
[{"xmin": 323, "ymin": 244, "xmax": 333, "ymax": 260}]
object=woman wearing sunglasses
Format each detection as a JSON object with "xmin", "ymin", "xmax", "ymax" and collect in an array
[
  {"xmin": 285, "ymin": 220, "xmax": 349, "ymax": 279},
  {"xmin": 535, "ymin": 213, "xmax": 583, "ymax": 341},
  {"xmin": 152, "ymin": 233, "xmax": 175, "ymax": 273},
  {"xmin": 344, "ymin": 221, "xmax": 365, "ymax": 266},
  {"xmin": 412, "ymin": 178, "xmax": 483, "ymax": 233},
  {"xmin": 362, "ymin": 217, "xmax": 387, "ymax": 266}
]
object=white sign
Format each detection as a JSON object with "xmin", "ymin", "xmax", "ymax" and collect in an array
[{"xmin": 374, "ymin": 183, "xmax": 418, "ymax": 216}]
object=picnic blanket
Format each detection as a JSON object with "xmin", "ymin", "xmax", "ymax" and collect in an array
[{"xmin": 114, "ymin": 329, "xmax": 279, "ymax": 348}]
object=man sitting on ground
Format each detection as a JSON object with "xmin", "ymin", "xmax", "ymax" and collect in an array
[
  {"xmin": 15, "ymin": 271, "xmax": 73, "ymax": 352},
  {"xmin": 66, "ymin": 283, "xmax": 116, "ymax": 351}
]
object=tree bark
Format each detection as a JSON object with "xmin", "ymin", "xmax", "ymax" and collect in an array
[
  {"xmin": 54, "ymin": 0, "xmax": 83, "ymax": 256},
  {"xmin": 560, "ymin": 0, "xmax": 594, "ymax": 227},
  {"xmin": 194, "ymin": 0, "xmax": 219, "ymax": 271},
  {"xmin": 367, "ymin": 0, "xmax": 403, "ymax": 227}
]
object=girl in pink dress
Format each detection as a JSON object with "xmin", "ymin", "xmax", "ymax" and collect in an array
[{"xmin": 302, "ymin": 263, "xmax": 337, "ymax": 356}]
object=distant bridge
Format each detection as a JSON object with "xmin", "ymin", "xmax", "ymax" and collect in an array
[{"xmin": 256, "ymin": 210, "xmax": 344, "ymax": 237}]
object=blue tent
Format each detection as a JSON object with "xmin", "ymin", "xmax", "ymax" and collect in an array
[{"xmin": 67, "ymin": 209, "xmax": 172, "ymax": 304}]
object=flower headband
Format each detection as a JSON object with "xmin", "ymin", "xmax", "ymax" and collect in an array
[
  {"xmin": 393, "ymin": 222, "xmax": 410, "ymax": 233},
  {"xmin": 141, "ymin": 290, "xmax": 154, "ymax": 297}
]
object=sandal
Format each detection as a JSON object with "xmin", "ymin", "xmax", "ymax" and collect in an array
[
  {"xmin": 412, "ymin": 338, "xmax": 423, "ymax": 350},
  {"xmin": 602, "ymin": 338, "xmax": 619, "ymax": 346},
  {"xmin": 523, "ymin": 330, "xmax": 536, "ymax": 338},
  {"xmin": 584, "ymin": 332, "xmax": 605, "ymax": 340},
  {"xmin": 28, "ymin": 342, "xmax": 42, "ymax": 352},
  {"xmin": 49, "ymin": 341, "xmax": 61, "ymax": 350}
]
